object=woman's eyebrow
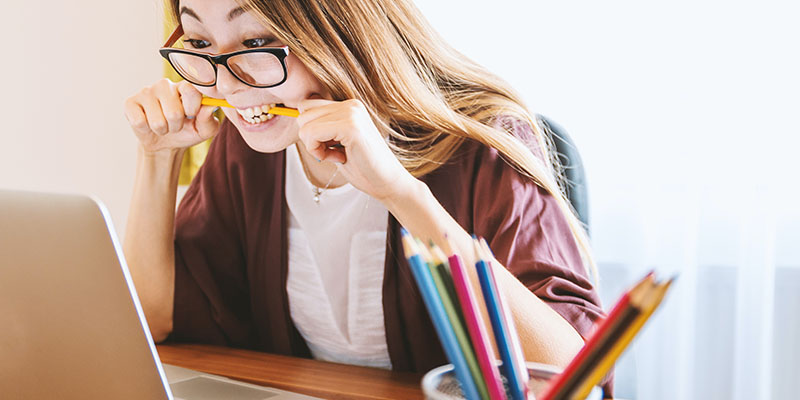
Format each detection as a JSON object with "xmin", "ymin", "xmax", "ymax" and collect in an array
[
  {"xmin": 227, "ymin": 7, "xmax": 245, "ymax": 21},
  {"xmin": 178, "ymin": 6, "xmax": 244, "ymax": 24},
  {"xmin": 179, "ymin": 6, "xmax": 202, "ymax": 22}
]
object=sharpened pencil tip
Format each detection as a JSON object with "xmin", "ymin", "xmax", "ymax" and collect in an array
[{"xmin": 400, "ymin": 231, "xmax": 418, "ymax": 258}]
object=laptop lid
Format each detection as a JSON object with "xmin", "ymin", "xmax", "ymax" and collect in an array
[{"xmin": 0, "ymin": 190, "xmax": 172, "ymax": 399}]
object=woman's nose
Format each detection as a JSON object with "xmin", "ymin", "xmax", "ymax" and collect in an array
[{"xmin": 214, "ymin": 65, "xmax": 246, "ymax": 96}]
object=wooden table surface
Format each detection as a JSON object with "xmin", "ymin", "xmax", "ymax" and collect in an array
[{"xmin": 157, "ymin": 343, "xmax": 425, "ymax": 399}]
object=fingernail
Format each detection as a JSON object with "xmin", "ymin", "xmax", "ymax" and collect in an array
[{"xmin": 316, "ymin": 158, "xmax": 321, "ymax": 162}]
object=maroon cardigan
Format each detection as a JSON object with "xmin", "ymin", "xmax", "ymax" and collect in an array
[{"xmin": 168, "ymin": 118, "xmax": 610, "ymax": 392}]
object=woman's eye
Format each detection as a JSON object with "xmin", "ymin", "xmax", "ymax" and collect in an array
[
  {"xmin": 243, "ymin": 38, "xmax": 271, "ymax": 48},
  {"xmin": 183, "ymin": 39, "xmax": 211, "ymax": 49}
]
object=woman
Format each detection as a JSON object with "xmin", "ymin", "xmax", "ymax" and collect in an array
[{"xmin": 123, "ymin": 0, "xmax": 609, "ymax": 391}]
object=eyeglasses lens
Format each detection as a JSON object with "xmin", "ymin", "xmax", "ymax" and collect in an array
[
  {"xmin": 228, "ymin": 53, "xmax": 285, "ymax": 86},
  {"xmin": 168, "ymin": 53, "xmax": 216, "ymax": 85}
]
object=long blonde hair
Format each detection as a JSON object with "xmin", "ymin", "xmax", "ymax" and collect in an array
[{"xmin": 168, "ymin": 0, "xmax": 597, "ymax": 280}]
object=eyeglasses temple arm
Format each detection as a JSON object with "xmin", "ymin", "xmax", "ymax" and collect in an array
[{"xmin": 163, "ymin": 24, "xmax": 184, "ymax": 48}]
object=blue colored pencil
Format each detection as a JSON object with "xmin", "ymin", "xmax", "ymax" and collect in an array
[
  {"xmin": 401, "ymin": 229, "xmax": 481, "ymax": 400},
  {"xmin": 474, "ymin": 237, "xmax": 530, "ymax": 400}
]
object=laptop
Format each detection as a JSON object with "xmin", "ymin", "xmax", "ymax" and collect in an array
[{"xmin": 0, "ymin": 190, "xmax": 320, "ymax": 400}]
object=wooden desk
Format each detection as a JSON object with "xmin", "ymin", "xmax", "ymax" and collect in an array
[{"xmin": 157, "ymin": 343, "xmax": 425, "ymax": 399}]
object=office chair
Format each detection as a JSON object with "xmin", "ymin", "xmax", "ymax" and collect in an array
[{"xmin": 534, "ymin": 115, "xmax": 590, "ymax": 234}]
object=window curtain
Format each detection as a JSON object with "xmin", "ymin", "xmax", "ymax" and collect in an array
[
  {"xmin": 581, "ymin": 87, "xmax": 800, "ymax": 398},
  {"xmin": 592, "ymin": 181, "xmax": 799, "ymax": 399}
]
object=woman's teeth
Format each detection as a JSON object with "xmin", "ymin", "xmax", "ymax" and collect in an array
[{"xmin": 236, "ymin": 103, "xmax": 278, "ymax": 124}]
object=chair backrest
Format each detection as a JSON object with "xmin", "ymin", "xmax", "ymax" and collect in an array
[{"xmin": 534, "ymin": 115, "xmax": 590, "ymax": 234}]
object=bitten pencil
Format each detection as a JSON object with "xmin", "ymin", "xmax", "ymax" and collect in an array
[{"xmin": 201, "ymin": 97, "xmax": 299, "ymax": 118}]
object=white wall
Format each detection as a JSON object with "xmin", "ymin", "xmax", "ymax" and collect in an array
[{"xmin": 0, "ymin": 0, "xmax": 163, "ymax": 236}]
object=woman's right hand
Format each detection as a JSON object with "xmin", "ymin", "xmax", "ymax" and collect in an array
[{"xmin": 124, "ymin": 78, "xmax": 220, "ymax": 153}]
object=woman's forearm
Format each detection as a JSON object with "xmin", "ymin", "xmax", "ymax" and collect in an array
[
  {"xmin": 382, "ymin": 178, "xmax": 584, "ymax": 367},
  {"xmin": 123, "ymin": 146, "xmax": 185, "ymax": 342},
  {"xmin": 492, "ymin": 264, "xmax": 585, "ymax": 367}
]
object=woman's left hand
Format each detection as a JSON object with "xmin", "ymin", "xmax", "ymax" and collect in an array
[{"xmin": 296, "ymin": 98, "xmax": 416, "ymax": 202}]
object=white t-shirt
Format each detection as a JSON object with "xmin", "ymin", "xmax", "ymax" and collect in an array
[{"xmin": 284, "ymin": 144, "xmax": 392, "ymax": 369}]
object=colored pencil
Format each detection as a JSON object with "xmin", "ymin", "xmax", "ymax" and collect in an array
[
  {"xmin": 540, "ymin": 272, "xmax": 673, "ymax": 400},
  {"xmin": 572, "ymin": 277, "xmax": 674, "ymax": 399},
  {"xmin": 474, "ymin": 238, "xmax": 529, "ymax": 400},
  {"xmin": 448, "ymin": 250, "xmax": 507, "ymax": 399},
  {"xmin": 427, "ymin": 245, "xmax": 490, "ymax": 400},
  {"xmin": 539, "ymin": 275, "xmax": 651, "ymax": 400},
  {"xmin": 400, "ymin": 230, "xmax": 481, "ymax": 400}
]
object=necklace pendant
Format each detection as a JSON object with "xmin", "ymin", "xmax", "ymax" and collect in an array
[{"xmin": 312, "ymin": 187, "xmax": 322, "ymax": 204}]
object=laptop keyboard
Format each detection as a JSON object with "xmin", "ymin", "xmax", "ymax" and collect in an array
[{"xmin": 169, "ymin": 376, "xmax": 279, "ymax": 400}]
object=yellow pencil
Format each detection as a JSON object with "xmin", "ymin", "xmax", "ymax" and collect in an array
[
  {"xmin": 199, "ymin": 97, "xmax": 232, "ymax": 108},
  {"xmin": 200, "ymin": 97, "xmax": 300, "ymax": 118}
]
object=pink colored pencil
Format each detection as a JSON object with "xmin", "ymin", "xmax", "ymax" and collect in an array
[{"xmin": 448, "ymin": 252, "xmax": 507, "ymax": 400}]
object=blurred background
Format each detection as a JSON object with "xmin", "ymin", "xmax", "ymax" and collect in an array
[{"xmin": 1, "ymin": 1, "xmax": 798, "ymax": 398}]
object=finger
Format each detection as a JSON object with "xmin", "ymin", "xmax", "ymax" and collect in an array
[
  {"xmin": 306, "ymin": 141, "xmax": 346, "ymax": 164},
  {"xmin": 177, "ymin": 81, "xmax": 202, "ymax": 118},
  {"xmin": 299, "ymin": 127, "xmax": 334, "ymax": 162},
  {"xmin": 296, "ymin": 99, "xmax": 337, "ymax": 124},
  {"xmin": 138, "ymin": 94, "xmax": 169, "ymax": 135},
  {"xmin": 303, "ymin": 136, "xmax": 347, "ymax": 165},
  {"xmin": 123, "ymin": 97, "xmax": 151, "ymax": 136},
  {"xmin": 319, "ymin": 144, "xmax": 347, "ymax": 164},
  {"xmin": 194, "ymin": 105, "xmax": 221, "ymax": 140},
  {"xmin": 296, "ymin": 110, "xmax": 351, "ymax": 143},
  {"xmin": 298, "ymin": 98, "xmax": 334, "ymax": 113},
  {"xmin": 155, "ymin": 84, "xmax": 185, "ymax": 133},
  {"xmin": 298, "ymin": 119, "xmax": 347, "ymax": 153},
  {"xmin": 303, "ymin": 138, "xmax": 327, "ymax": 162}
]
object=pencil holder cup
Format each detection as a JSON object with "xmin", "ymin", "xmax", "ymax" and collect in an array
[{"xmin": 421, "ymin": 361, "xmax": 603, "ymax": 400}]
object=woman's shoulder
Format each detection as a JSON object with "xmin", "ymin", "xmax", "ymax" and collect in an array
[
  {"xmin": 437, "ymin": 114, "xmax": 544, "ymax": 176},
  {"xmin": 420, "ymin": 116, "xmax": 551, "ymax": 213}
]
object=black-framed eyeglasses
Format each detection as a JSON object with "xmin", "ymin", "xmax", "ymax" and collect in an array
[{"xmin": 159, "ymin": 24, "xmax": 289, "ymax": 88}]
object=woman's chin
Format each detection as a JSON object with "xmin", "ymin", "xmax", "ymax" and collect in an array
[{"xmin": 229, "ymin": 112, "xmax": 297, "ymax": 154}]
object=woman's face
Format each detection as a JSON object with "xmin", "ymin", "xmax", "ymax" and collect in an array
[{"xmin": 178, "ymin": 0, "xmax": 330, "ymax": 153}]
